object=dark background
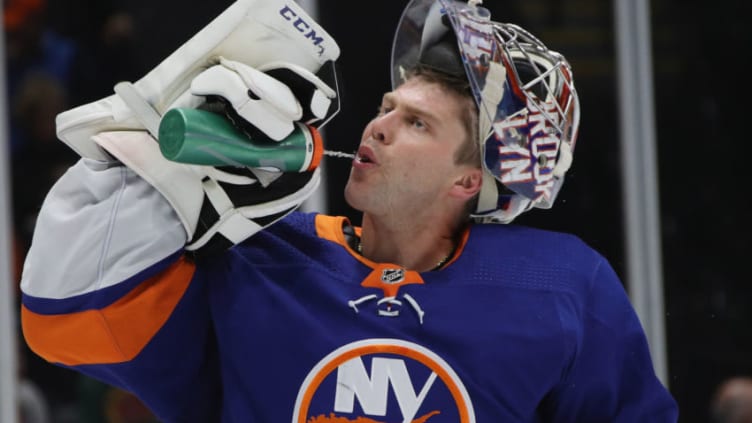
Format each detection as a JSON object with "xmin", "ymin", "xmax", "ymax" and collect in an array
[{"xmin": 5, "ymin": 0, "xmax": 749, "ymax": 421}]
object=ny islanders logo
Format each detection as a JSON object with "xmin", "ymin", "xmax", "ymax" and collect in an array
[{"xmin": 292, "ymin": 339, "xmax": 476, "ymax": 422}]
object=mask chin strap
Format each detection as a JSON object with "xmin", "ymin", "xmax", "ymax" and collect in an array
[{"xmin": 476, "ymin": 172, "xmax": 499, "ymax": 214}]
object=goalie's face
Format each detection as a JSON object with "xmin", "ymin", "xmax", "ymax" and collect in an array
[{"xmin": 345, "ymin": 77, "xmax": 480, "ymax": 220}]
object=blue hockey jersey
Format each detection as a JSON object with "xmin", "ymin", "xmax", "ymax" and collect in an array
[{"xmin": 21, "ymin": 160, "xmax": 678, "ymax": 422}]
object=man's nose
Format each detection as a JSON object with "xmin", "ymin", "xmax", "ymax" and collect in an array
[{"xmin": 369, "ymin": 113, "xmax": 392, "ymax": 144}]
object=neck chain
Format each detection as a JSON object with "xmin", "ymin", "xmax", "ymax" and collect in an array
[{"xmin": 356, "ymin": 240, "xmax": 455, "ymax": 271}]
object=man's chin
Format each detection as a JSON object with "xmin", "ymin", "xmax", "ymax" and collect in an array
[{"xmin": 343, "ymin": 181, "xmax": 362, "ymax": 211}]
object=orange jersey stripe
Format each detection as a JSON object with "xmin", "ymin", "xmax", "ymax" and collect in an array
[
  {"xmin": 314, "ymin": 214, "xmax": 470, "ymax": 271},
  {"xmin": 315, "ymin": 215, "xmax": 368, "ymax": 265},
  {"xmin": 22, "ymin": 256, "xmax": 196, "ymax": 366}
]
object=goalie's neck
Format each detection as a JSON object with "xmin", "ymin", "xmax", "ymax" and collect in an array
[{"xmin": 357, "ymin": 213, "xmax": 460, "ymax": 272}]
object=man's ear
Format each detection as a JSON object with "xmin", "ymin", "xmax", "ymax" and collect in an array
[{"xmin": 450, "ymin": 167, "xmax": 482, "ymax": 200}]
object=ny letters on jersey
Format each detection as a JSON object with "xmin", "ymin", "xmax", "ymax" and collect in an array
[{"xmin": 294, "ymin": 339, "xmax": 475, "ymax": 422}]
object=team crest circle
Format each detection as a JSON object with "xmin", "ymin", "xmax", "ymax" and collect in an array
[{"xmin": 293, "ymin": 339, "xmax": 476, "ymax": 422}]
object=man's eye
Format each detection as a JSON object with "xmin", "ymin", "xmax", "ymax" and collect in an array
[{"xmin": 411, "ymin": 118, "xmax": 426, "ymax": 130}]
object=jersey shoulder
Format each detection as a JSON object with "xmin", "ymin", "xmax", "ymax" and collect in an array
[
  {"xmin": 458, "ymin": 223, "xmax": 608, "ymax": 293},
  {"xmin": 469, "ymin": 223, "xmax": 598, "ymax": 261},
  {"xmin": 229, "ymin": 211, "xmax": 343, "ymax": 264}
]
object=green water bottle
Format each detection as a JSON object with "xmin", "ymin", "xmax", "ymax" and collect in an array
[{"xmin": 158, "ymin": 108, "xmax": 323, "ymax": 172}]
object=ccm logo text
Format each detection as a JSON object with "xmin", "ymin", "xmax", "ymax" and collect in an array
[{"xmin": 279, "ymin": 5, "xmax": 326, "ymax": 56}]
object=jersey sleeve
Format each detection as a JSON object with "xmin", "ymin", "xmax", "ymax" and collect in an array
[
  {"xmin": 542, "ymin": 256, "xmax": 679, "ymax": 422},
  {"xmin": 19, "ymin": 158, "xmax": 221, "ymax": 421}
]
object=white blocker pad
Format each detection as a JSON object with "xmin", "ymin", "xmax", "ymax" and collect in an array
[{"xmin": 56, "ymin": 0, "xmax": 340, "ymax": 161}]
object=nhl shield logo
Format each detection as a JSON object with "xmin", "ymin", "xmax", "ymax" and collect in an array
[{"xmin": 381, "ymin": 268, "xmax": 405, "ymax": 284}]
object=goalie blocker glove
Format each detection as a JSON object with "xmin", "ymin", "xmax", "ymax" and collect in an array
[
  {"xmin": 186, "ymin": 57, "xmax": 338, "ymax": 256},
  {"xmin": 56, "ymin": 0, "xmax": 341, "ymax": 257},
  {"xmin": 95, "ymin": 56, "xmax": 338, "ymax": 257}
]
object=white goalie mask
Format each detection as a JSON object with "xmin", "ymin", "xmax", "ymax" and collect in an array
[{"xmin": 392, "ymin": 0, "xmax": 581, "ymax": 223}]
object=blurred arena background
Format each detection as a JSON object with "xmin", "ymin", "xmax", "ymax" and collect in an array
[{"xmin": 2, "ymin": 0, "xmax": 749, "ymax": 421}]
